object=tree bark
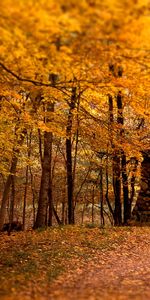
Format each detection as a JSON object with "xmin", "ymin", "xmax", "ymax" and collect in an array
[
  {"xmin": 108, "ymin": 94, "xmax": 122, "ymax": 225},
  {"xmin": 99, "ymin": 164, "xmax": 104, "ymax": 226},
  {"xmin": 113, "ymin": 153, "xmax": 122, "ymax": 225},
  {"xmin": 132, "ymin": 150, "xmax": 150, "ymax": 222},
  {"xmin": 116, "ymin": 91, "xmax": 130, "ymax": 224},
  {"xmin": 8, "ymin": 177, "xmax": 15, "ymax": 236},
  {"xmin": 66, "ymin": 87, "xmax": 76, "ymax": 224},
  {"xmin": 34, "ymin": 102, "xmax": 54, "ymax": 228}
]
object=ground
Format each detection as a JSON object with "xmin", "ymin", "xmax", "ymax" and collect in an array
[{"xmin": 0, "ymin": 226, "xmax": 150, "ymax": 300}]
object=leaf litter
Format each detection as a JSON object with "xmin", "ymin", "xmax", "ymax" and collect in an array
[{"xmin": 0, "ymin": 226, "xmax": 150, "ymax": 300}]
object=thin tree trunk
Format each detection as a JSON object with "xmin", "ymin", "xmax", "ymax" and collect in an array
[
  {"xmin": 38, "ymin": 129, "xmax": 43, "ymax": 166},
  {"xmin": 113, "ymin": 153, "xmax": 122, "ymax": 225},
  {"xmin": 23, "ymin": 131, "xmax": 32, "ymax": 230},
  {"xmin": 116, "ymin": 91, "xmax": 130, "ymax": 224},
  {"xmin": 108, "ymin": 94, "xmax": 122, "ymax": 225},
  {"xmin": 105, "ymin": 151, "xmax": 114, "ymax": 219},
  {"xmin": 66, "ymin": 87, "xmax": 76, "ymax": 224},
  {"xmin": 8, "ymin": 177, "xmax": 15, "ymax": 236},
  {"xmin": 29, "ymin": 167, "xmax": 36, "ymax": 226},
  {"xmin": 53, "ymin": 205, "xmax": 62, "ymax": 225},
  {"xmin": 47, "ymin": 126, "xmax": 53, "ymax": 226},
  {"xmin": 23, "ymin": 165, "xmax": 29, "ymax": 230},
  {"xmin": 130, "ymin": 158, "xmax": 138, "ymax": 206},
  {"xmin": 122, "ymin": 152, "xmax": 130, "ymax": 223},
  {"xmin": 99, "ymin": 164, "xmax": 105, "ymax": 226},
  {"xmin": 92, "ymin": 186, "xmax": 95, "ymax": 224}
]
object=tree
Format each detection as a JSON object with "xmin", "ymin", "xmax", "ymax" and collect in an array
[
  {"xmin": 132, "ymin": 150, "xmax": 150, "ymax": 222},
  {"xmin": 0, "ymin": 0, "xmax": 150, "ymax": 228}
]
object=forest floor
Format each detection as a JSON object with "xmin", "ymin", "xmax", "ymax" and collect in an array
[{"xmin": 0, "ymin": 225, "xmax": 150, "ymax": 300}]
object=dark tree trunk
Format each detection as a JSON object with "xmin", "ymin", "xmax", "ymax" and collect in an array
[
  {"xmin": 8, "ymin": 177, "xmax": 15, "ymax": 236},
  {"xmin": 34, "ymin": 131, "xmax": 52, "ymax": 228},
  {"xmin": 23, "ymin": 165, "xmax": 28, "ymax": 230},
  {"xmin": 105, "ymin": 152, "xmax": 114, "ymax": 220},
  {"xmin": 48, "ymin": 150, "xmax": 53, "ymax": 227},
  {"xmin": 52, "ymin": 205, "xmax": 62, "ymax": 225},
  {"xmin": 92, "ymin": 186, "xmax": 95, "ymax": 224},
  {"xmin": 29, "ymin": 167, "xmax": 36, "ymax": 225},
  {"xmin": 130, "ymin": 158, "xmax": 138, "ymax": 207},
  {"xmin": 122, "ymin": 153, "xmax": 130, "ymax": 223},
  {"xmin": 113, "ymin": 153, "xmax": 122, "ymax": 225},
  {"xmin": 108, "ymin": 94, "xmax": 122, "ymax": 225},
  {"xmin": 34, "ymin": 102, "xmax": 54, "ymax": 229},
  {"xmin": 23, "ymin": 132, "xmax": 31, "ymax": 230},
  {"xmin": 132, "ymin": 150, "xmax": 150, "ymax": 223},
  {"xmin": 99, "ymin": 164, "xmax": 104, "ymax": 226},
  {"xmin": 66, "ymin": 87, "xmax": 76, "ymax": 224},
  {"xmin": 116, "ymin": 91, "xmax": 130, "ymax": 224}
]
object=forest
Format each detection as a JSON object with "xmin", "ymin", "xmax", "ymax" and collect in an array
[
  {"xmin": 0, "ymin": 1, "xmax": 150, "ymax": 299},
  {"xmin": 0, "ymin": 0, "xmax": 150, "ymax": 230}
]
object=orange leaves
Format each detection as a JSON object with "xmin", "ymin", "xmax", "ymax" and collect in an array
[{"xmin": 1, "ymin": 226, "xmax": 150, "ymax": 299}]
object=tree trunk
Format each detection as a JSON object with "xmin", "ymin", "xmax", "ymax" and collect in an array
[
  {"xmin": 99, "ymin": 164, "xmax": 104, "ymax": 226},
  {"xmin": 92, "ymin": 186, "xmax": 95, "ymax": 224},
  {"xmin": 132, "ymin": 150, "xmax": 150, "ymax": 223},
  {"xmin": 66, "ymin": 87, "xmax": 76, "ymax": 224},
  {"xmin": 29, "ymin": 167, "xmax": 36, "ymax": 225},
  {"xmin": 105, "ymin": 151, "xmax": 114, "ymax": 219},
  {"xmin": 34, "ymin": 128, "xmax": 53, "ymax": 228},
  {"xmin": 48, "ymin": 150, "xmax": 53, "ymax": 227},
  {"xmin": 116, "ymin": 91, "xmax": 130, "ymax": 224},
  {"xmin": 34, "ymin": 100, "xmax": 54, "ymax": 228},
  {"xmin": 108, "ymin": 94, "xmax": 122, "ymax": 225},
  {"xmin": 23, "ymin": 165, "xmax": 28, "ymax": 230},
  {"xmin": 113, "ymin": 153, "xmax": 122, "ymax": 225},
  {"xmin": 0, "ymin": 128, "xmax": 26, "ymax": 231},
  {"xmin": 22, "ymin": 132, "xmax": 31, "ymax": 230},
  {"xmin": 8, "ymin": 177, "xmax": 15, "ymax": 236},
  {"xmin": 122, "ymin": 152, "xmax": 130, "ymax": 223}
]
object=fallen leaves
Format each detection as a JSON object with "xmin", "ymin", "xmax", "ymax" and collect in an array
[{"xmin": 0, "ymin": 226, "xmax": 150, "ymax": 299}]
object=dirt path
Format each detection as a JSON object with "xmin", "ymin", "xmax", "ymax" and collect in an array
[{"xmin": 50, "ymin": 230, "xmax": 150, "ymax": 300}]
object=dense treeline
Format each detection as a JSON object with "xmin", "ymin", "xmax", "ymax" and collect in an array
[{"xmin": 0, "ymin": 0, "xmax": 150, "ymax": 230}]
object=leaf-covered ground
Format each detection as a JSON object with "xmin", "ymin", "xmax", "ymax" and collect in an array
[{"xmin": 0, "ymin": 226, "xmax": 150, "ymax": 300}]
